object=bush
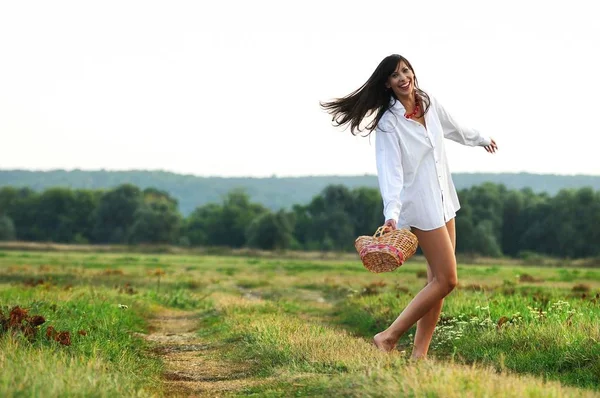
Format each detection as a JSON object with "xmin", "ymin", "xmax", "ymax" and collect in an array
[{"xmin": 518, "ymin": 251, "xmax": 549, "ymax": 266}]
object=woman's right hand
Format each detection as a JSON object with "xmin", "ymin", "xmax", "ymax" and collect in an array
[
  {"xmin": 484, "ymin": 138, "xmax": 498, "ymax": 154},
  {"xmin": 383, "ymin": 219, "xmax": 397, "ymax": 231}
]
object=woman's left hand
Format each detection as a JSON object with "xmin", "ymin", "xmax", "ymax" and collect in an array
[{"xmin": 484, "ymin": 138, "xmax": 498, "ymax": 154}]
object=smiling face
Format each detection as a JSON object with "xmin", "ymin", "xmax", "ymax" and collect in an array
[{"xmin": 385, "ymin": 61, "xmax": 416, "ymax": 99}]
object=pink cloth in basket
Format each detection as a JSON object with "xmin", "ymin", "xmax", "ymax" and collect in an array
[{"xmin": 359, "ymin": 244, "xmax": 406, "ymax": 264}]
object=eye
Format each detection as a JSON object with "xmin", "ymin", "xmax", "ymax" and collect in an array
[{"xmin": 402, "ymin": 68, "xmax": 410, "ymax": 73}]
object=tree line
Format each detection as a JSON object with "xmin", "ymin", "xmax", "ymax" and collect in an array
[
  {"xmin": 0, "ymin": 183, "xmax": 599, "ymax": 259},
  {"xmin": 3, "ymin": 169, "xmax": 600, "ymax": 216}
]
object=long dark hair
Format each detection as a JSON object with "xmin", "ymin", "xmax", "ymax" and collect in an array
[{"xmin": 320, "ymin": 54, "xmax": 430, "ymax": 136}]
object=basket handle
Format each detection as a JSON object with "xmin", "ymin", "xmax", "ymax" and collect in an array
[{"xmin": 373, "ymin": 225, "xmax": 392, "ymax": 238}]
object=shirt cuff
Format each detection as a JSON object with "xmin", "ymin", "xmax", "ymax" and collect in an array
[
  {"xmin": 384, "ymin": 202, "xmax": 401, "ymax": 222},
  {"xmin": 479, "ymin": 136, "xmax": 492, "ymax": 146}
]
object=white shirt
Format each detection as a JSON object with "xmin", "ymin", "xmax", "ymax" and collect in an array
[{"xmin": 375, "ymin": 95, "xmax": 491, "ymax": 231}]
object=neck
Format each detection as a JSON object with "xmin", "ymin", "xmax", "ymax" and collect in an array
[{"xmin": 398, "ymin": 93, "xmax": 417, "ymax": 110}]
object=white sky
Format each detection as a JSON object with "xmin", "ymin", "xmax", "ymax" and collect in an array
[{"xmin": 1, "ymin": 0, "xmax": 599, "ymax": 177}]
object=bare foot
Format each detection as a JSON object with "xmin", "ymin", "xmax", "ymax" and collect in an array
[
  {"xmin": 410, "ymin": 353, "xmax": 428, "ymax": 362},
  {"xmin": 373, "ymin": 332, "xmax": 396, "ymax": 352}
]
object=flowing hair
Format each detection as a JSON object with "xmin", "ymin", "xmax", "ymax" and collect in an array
[{"xmin": 320, "ymin": 54, "xmax": 430, "ymax": 136}]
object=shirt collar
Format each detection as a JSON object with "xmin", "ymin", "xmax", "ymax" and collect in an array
[{"xmin": 389, "ymin": 96, "xmax": 406, "ymax": 111}]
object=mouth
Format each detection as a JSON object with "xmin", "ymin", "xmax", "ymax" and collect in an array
[{"xmin": 399, "ymin": 81, "xmax": 411, "ymax": 90}]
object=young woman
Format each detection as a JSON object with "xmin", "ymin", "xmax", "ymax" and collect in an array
[{"xmin": 321, "ymin": 54, "xmax": 498, "ymax": 359}]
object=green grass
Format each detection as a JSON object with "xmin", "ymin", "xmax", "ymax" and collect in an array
[
  {"xmin": 1, "ymin": 248, "xmax": 600, "ymax": 397},
  {"xmin": 0, "ymin": 286, "xmax": 162, "ymax": 397},
  {"xmin": 197, "ymin": 289, "xmax": 599, "ymax": 397},
  {"xmin": 0, "ymin": 250, "xmax": 213, "ymax": 397},
  {"xmin": 338, "ymin": 288, "xmax": 600, "ymax": 388}
]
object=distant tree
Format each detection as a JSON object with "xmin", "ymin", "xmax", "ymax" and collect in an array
[
  {"xmin": 70, "ymin": 190, "xmax": 102, "ymax": 243},
  {"xmin": 323, "ymin": 209, "xmax": 356, "ymax": 251},
  {"xmin": 321, "ymin": 185, "xmax": 354, "ymax": 213},
  {"xmin": 92, "ymin": 184, "xmax": 143, "ymax": 243},
  {"xmin": 291, "ymin": 204, "xmax": 311, "ymax": 249},
  {"xmin": 246, "ymin": 210, "xmax": 294, "ymax": 250},
  {"xmin": 127, "ymin": 188, "xmax": 181, "ymax": 244},
  {"xmin": 184, "ymin": 203, "xmax": 222, "ymax": 246},
  {"xmin": 571, "ymin": 188, "xmax": 600, "ymax": 257},
  {"xmin": 297, "ymin": 186, "xmax": 358, "ymax": 251},
  {"xmin": 185, "ymin": 190, "xmax": 267, "ymax": 247},
  {"xmin": 349, "ymin": 187, "xmax": 383, "ymax": 236},
  {"xmin": 0, "ymin": 187, "xmax": 19, "ymax": 214},
  {"xmin": 33, "ymin": 188, "xmax": 83, "ymax": 242},
  {"xmin": 142, "ymin": 187, "xmax": 179, "ymax": 210},
  {"xmin": 501, "ymin": 190, "xmax": 525, "ymax": 257},
  {"xmin": 0, "ymin": 215, "xmax": 16, "ymax": 241},
  {"xmin": 471, "ymin": 220, "xmax": 503, "ymax": 257},
  {"xmin": 461, "ymin": 183, "xmax": 506, "ymax": 242},
  {"xmin": 519, "ymin": 199, "xmax": 553, "ymax": 255},
  {"xmin": 0, "ymin": 188, "xmax": 39, "ymax": 241},
  {"xmin": 217, "ymin": 190, "xmax": 268, "ymax": 247},
  {"xmin": 548, "ymin": 189, "xmax": 579, "ymax": 257},
  {"xmin": 455, "ymin": 203, "xmax": 476, "ymax": 254},
  {"xmin": 128, "ymin": 202, "xmax": 181, "ymax": 244}
]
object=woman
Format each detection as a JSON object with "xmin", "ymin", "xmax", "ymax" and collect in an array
[{"xmin": 321, "ymin": 54, "xmax": 498, "ymax": 359}]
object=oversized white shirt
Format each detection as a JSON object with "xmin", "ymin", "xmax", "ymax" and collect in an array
[{"xmin": 375, "ymin": 95, "xmax": 491, "ymax": 231}]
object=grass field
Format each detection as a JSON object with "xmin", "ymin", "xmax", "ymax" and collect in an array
[{"xmin": 1, "ymin": 248, "xmax": 599, "ymax": 397}]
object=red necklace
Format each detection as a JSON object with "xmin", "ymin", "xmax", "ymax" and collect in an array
[{"xmin": 404, "ymin": 99, "xmax": 420, "ymax": 119}]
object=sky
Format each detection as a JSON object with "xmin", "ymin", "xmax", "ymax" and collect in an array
[{"xmin": 1, "ymin": 0, "xmax": 599, "ymax": 178}]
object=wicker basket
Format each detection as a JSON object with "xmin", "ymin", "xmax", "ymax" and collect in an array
[{"xmin": 354, "ymin": 226, "xmax": 418, "ymax": 273}]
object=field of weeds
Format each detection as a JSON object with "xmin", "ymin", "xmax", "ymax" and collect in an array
[{"xmin": 1, "ymin": 249, "xmax": 599, "ymax": 397}]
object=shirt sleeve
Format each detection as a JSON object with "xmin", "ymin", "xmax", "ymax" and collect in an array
[
  {"xmin": 433, "ymin": 96, "xmax": 491, "ymax": 147},
  {"xmin": 375, "ymin": 119, "xmax": 404, "ymax": 222}
]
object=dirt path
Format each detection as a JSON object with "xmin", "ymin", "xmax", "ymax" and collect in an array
[{"xmin": 145, "ymin": 309, "xmax": 260, "ymax": 397}]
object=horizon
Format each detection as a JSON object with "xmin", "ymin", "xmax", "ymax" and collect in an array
[{"xmin": 2, "ymin": 168, "xmax": 600, "ymax": 179}]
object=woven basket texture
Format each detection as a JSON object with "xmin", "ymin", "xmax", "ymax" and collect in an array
[{"xmin": 354, "ymin": 226, "xmax": 418, "ymax": 273}]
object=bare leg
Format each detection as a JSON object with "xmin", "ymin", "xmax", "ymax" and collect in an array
[
  {"xmin": 374, "ymin": 222, "xmax": 458, "ymax": 352},
  {"xmin": 412, "ymin": 218, "xmax": 456, "ymax": 359}
]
